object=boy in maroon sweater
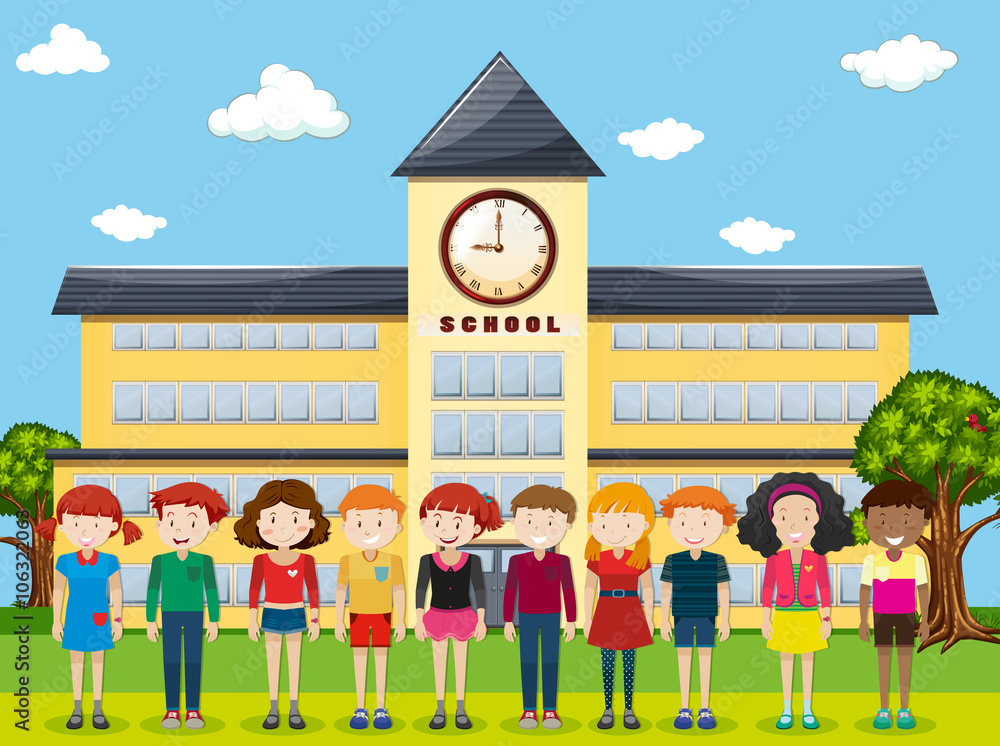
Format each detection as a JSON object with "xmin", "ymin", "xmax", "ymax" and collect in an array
[{"xmin": 503, "ymin": 485, "xmax": 577, "ymax": 730}]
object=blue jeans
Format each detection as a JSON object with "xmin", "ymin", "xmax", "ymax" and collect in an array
[
  {"xmin": 162, "ymin": 611, "xmax": 204, "ymax": 711},
  {"xmin": 518, "ymin": 612, "xmax": 560, "ymax": 711}
]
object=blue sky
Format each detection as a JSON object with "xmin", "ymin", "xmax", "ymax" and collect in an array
[{"xmin": 1, "ymin": 1, "xmax": 998, "ymax": 604}]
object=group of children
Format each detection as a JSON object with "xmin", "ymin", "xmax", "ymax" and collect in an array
[{"xmin": 38, "ymin": 471, "xmax": 932, "ymax": 733}]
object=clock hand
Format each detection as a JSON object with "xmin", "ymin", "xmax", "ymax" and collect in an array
[
  {"xmin": 468, "ymin": 243, "xmax": 495, "ymax": 251},
  {"xmin": 494, "ymin": 210, "xmax": 504, "ymax": 253}
]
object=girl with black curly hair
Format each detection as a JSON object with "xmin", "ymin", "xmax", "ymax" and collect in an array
[{"xmin": 736, "ymin": 473, "xmax": 853, "ymax": 731}]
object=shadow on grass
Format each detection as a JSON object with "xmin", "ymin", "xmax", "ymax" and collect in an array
[
  {"xmin": 655, "ymin": 716, "xmax": 739, "ymax": 734},
  {"xmin": 239, "ymin": 714, "xmax": 326, "ymax": 733},
  {"xmin": 853, "ymin": 716, "xmax": 936, "ymax": 735},
  {"xmin": 499, "ymin": 716, "xmax": 583, "ymax": 734},
  {"xmin": 333, "ymin": 715, "xmax": 408, "ymax": 734},
  {"xmin": 586, "ymin": 716, "xmax": 654, "ymax": 735},
  {"xmin": 139, "ymin": 714, "xmax": 226, "ymax": 733},
  {"xmin": 44, "ymin": 715, "xmax": 131, "ymax": 735},
  {"xmin": 755, "ymin": 716, "xmax": 839, "ymax": 735}
]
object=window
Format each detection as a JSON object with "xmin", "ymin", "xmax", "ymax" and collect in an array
[
  {"xmin": 146, "ymin": 324, "xmax": 176, "ymax": 350},
  {"xmin": 236, "ymin": 565, "xmax": 262, "ymax": 606},
  {"xmin": 433, "ymin": 354, "xmax": 463, "ymax": 398},
  {"xmin": 713, "ymin": 383, "xmax": 743, "ymax": 422},
  {"xmin": 713, "ymin": 324, "xmax": 743, "ymax": 350},
  {"xmin": 679, "ymin": 475, "xmax": 715, "ymax": 489},
  {"xmin": 813, "ymin": 324, "xmax": 844, "ymax": 350},
  {"xmin": 499, "ymin": 474, "xmax": 530, "ymax": 518},
  {"xmin": 847, "ymin": 383, "xmax": 877, "ymax": 422},
  {"xmin": 315, "ymin": 475, "xmax": 352, "ymax": 514},
  {"xmin": 113, "ymin": 383, "xmax": 143, "ymax": 423},
  {"xmin": 729, "ymin": 565, "xmax": 756, "ymax": 605},
  {"xmin": 466, "ymin": 412, "xmax": 497, "ymax": 457},
  {"xmin": 646, "ymin": 324, "xmax": 676, "ymax": 350},
  {"xmin": 813, "ymin": 383, "xmax": 844, "ymax": 422},
  {"xmin": 355, "ymin": 474, "xmax": 393, "ymax": 490},
  {"xmin": 532, "ymin": 473, "xmax": 564, "ymax": 489},
  {"xmin": 466, "ymin": 474, "xmax": 497, "ymax": 501},
  {"xmin": 194, "ymin": 476, "xmax": 231, "ymax": 508},
  {"xmin": 154, "ymin": 475, "xmax": 190, "ymax": 491},
  {"xmin": 679, "ymin": 383, "xmax": 710, "ymax": 422},
  {"xmin": 746, "ymin": 383, "xmax": 777, "ymax": 422},
  {"xmin": 247, "ymin": 324, "xmax": 277, "ymax": 350},
  {"xmin": 466, "ymin": 354, "xmax": 496, "ymax": 398},
  {"xmin": 638, "ymin": 475, "xmax": 673, "ymax": 503},
  {"xmin": 839, "ymin": 564, "xmax": 863, "ymax": 605},
  {"xmin": 597, "ymin": 474, "xmax": 635, "ymax": 489},
  {"xmin": 501, "ymin": 548, "xmax": 531, "ymax": 573},
  {"xmin": 279, "ymin": 474, "xmax": 313, "ymax": 486},
  {"xmin": 146, "ymin": 383, "xmax": 177, "ymax": 423},
  {"xmin": 646, "ymin": 383, "xmax": 676, "ymax": 423},
  {"xmin": 314, "ymin": 383, "xmax": 345, "ymax": 422},
  {"xmin": 828, "ymin": 565, "xmax": 837, "ymax": 607},
  {"xmin": 280, "ymin": 324, "xmax": 310, "ymax": 350},
  {"xmin": 500, "ymin": 412, "xmax": 530, "ymax": 457},
  {"xmin": 114, "ymin": 475, "xmax": 151, "ymax": 515},
  {"xmin": 719, "ymin": 475, "xmax": 755, "ymax": 514},
  {"xmin": 533, "ymin": 354, "xmax": 563, "ymax": 398},
  {"xmin": 75, "ymin": 475, "xmax": 112, "ymax": 490},
  {"xmin": 432, "ymin": 474, "xmax": 464, "ymax": 488},
  {"xmin": 180, "ymin": 383, "xmax": 211, "ymax": 423},
  {"xmin": 213, "ymin": 383, "xmax": 244, "ymax": 422},
  {"xmin": 235, "ymin": 475, "xmax": 271, "ymax": 513},
  {"xmin": 280, "ymin": 383, "xmax": 311, "ymax": 423},
  {"xmin": 747, "ymin": 323, "xmax": 776, "ymax": 350},
  {"xmin": 532, "ymin": 412, "xmax": 563, "ymax": 457},
  {"xmin": 779, "ymin": 383, "xmax": 810, "ymax": 422},
  {"xmin": 346, "ymin": 324, "xmax": 377, "ymax": 350},
  {"xmin": 839, "ymin": 476, "xmax": 868, "ymax": 511},
  {"xmin": 113, "ymin": 324, "xmax": 143, "ymax": 350},
  {"xmin": 346, "ymin": 382, "xmax": 377, "ymax": 423},
  {"xmin": 679, "ymin": 324, "xmax": 710, "ymax": 350},
  {"xmin": 247, "ymin": 383, "xmax": 278, "ymax": 422},
  {"xmin": 817, "ymin": 474, "xmax": 837, "ymax": 488},
  {"xmin": 119, "ymin": 565, "xmax": 150, "ymax": 605},
  {"xmin": 612, "ymin": 383, "xmax": 643, "ymax": 423},
  {"xmin": 180, "ymin": 324, "xmax": 211, "ymax": 350},
  {"xmin": 433, "ymin": 413, "xmax": 463, "ymax": 457},
  {"xmin": 213, "ymin": 565, "xmax": 233, "ymax": 606},
  {"xmin": 314, "ymin": 323, "xmax": 345, "ymax": 350},
  {"xmin": 779, "ymin": 324, "xmax": 810, "ymax": 350},
  {"xmin": 213, "ymin": 324, "xmax": 243, "ymax": 350},
  {"xmin": 500, "ymin": 354, "xmax": 530, "ymax": 398},
  {"xmin": 847, "ymin": 324, "xmax": 877, "ymax": 350},
  {"xmin": 612, "ymin": 324, "xmax": 643, "ymax": 350},
  {"xmin": 464, "ymin": 549, "xmax": 495, "ymax": 574},
  {"xmin": 315, "ymin": 565, "xmax": 341, "ymax": 605}
]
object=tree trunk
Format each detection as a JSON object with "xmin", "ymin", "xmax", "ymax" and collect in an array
[{"xmin": 28, "ymin": 536, "xmax": 53, "ymax": 608}]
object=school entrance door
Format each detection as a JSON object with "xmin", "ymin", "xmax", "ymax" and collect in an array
[{"xmin": 463, "ymin": 544, "xmax": 554, "ymax": 628}]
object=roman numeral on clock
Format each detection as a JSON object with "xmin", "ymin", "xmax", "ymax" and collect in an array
[
  {"xmin": 518, "ymin": 282, "xmax": 524, "ymax": 290},
  {"xmin": 534, "ymin": 224, "xmax": 543, "ymax": 231},
  {"xmin": 469, "ymin": 205, "xmax": 479, "ymax": 214},
  {"xmin": 538, "ymin": 246, "xmax": 547, "ymax": 253},
  {"xmin": 469, "ymin": 279, "xmax": 481, "ymax": 291},
  {"xmin": 494, "ymin": 199, "xmax": 505, "ymax": 208},
  {"xmin": 494, "ymin": 287, "xmax": 503, "ymax": 296},
  {"xmin": 531, "ymin": 264, "xmax": 543, "ymax": 276},
  {"xmin": 454, "ymin": 263, "xmax": 466, "ymax": 276}
]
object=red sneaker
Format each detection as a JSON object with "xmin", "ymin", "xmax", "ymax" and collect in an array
[
  {"xmin": 161, "ymin": 710, "xmax": 180, "ymax": 729},
  {"xmin": 543, "ymin": 710, "xmax": 562, "ymax": 729},
  {"xmin": 185, "ymin": 710, "xmax": 205, "ymax": 729},
  {"xmin": 519, "ymin": 710, "xmax": 538, "ymax": 729}
]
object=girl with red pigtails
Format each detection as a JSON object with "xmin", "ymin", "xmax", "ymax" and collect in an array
[
  {"xmin": 36, "ymin": 484, "xmax": 143, "ymax": 730},
  {"xmin": 414, "ymin": 483, "xmax": 503, "ymax": 730}
]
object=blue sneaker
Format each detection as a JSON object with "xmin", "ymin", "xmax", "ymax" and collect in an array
[
  {"xmin": 697, "ymin": 708, "xmax": 716, "ymax": 729},
  {"xmin": 373, "ymin": 708, "xmax": 392, "ymax": 730},
  {"xmin": 873, "ymin": 709, "xmax": 892, "ymax": 729},
  {"xmin": 350, "ymin": 708, "xmax": 369, "ymax": 729},
  {"xmin": 896, "ymin": 709, "xmax": 916, "ymax": 730},
  {"xmin": 674, "ymin": 708, "xmax": 693, "ymax": 729}
]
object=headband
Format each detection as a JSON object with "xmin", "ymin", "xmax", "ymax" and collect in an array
[{"xmin": 767, "ymin": 483, "xmax": 821, "ymax": 516}]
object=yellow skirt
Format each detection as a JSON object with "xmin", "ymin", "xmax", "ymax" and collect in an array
[{"xmin": 767, "ymin": 610, "xmax": 829, "ymax": 654}]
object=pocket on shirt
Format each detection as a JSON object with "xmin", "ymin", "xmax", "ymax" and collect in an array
[
  {"xmin": 375, "ymin": 567, "xmax": 389, "ymax": 583},
  {"xmin": 187, "ymin": 566, "xmax": 202, "ymax": 582},
  {"xmin": 92, "ymin": 613, "xmax": 109, "ymax": 627},
  {"xmin": 544, "ymin": 566, "xmax": 558, "ymax": 583}
]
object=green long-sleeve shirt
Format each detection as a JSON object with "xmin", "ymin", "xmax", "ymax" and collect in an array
[{"xmin": 146, "ymin": 551, "xmax": 220, "ymax": 623}]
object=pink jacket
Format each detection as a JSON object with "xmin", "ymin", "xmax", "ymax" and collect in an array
[{"xmin": 762, "ymin": 549, "xmax": 830, "ymax": 609}]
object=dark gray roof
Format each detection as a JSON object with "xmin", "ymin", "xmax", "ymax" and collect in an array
[
  {"xmin": 46, "ymin": 448, "xmax": 407, "ymax": 461},
  {"xmin": 588, "ymin": 266, "xmax": 938, "ymax": 316},
  {"xmin": 588, "ymin": 448, "xmax": 856, "ymax": 461},
  {"xmin": 51, "ymin": 266, "xmax": 408, "ymax": 316},
  {"xmin": 392, "ymin": 52, "xmax": 603, "ymax": 177}
]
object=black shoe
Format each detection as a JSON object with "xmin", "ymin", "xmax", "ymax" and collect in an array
[
  {"xmin": 93, "ymin": 713, "xmax": 109, "ymax": 730},
  {"xmin": 289, "ymin": 712, "xmax": 305, "ymax": 729},
  {"xmin": 262, "ymin": 712, "xmax": 280, "ymax": 729},
  {"xmin": 623, "ymin": 709, "xmax": 640, "ymax": 729},
  {"xmin": 598, "ymin": 709, "xmax": 614, "ymax": 729},
  {"xmin": 429, "ymin": 712, "xmax": 446, "ymax": 729},
  {"xmin": 456, "ymin": 712, "xmax": 472, "ymax": 729},
  {"xmin": 66, "ymin": 712, "xmax": 83, "ymax": 730}
]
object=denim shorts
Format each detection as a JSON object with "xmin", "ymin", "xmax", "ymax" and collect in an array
[
  {"xmin": 673, "ymin": 616, "xmax": 716, "ymax": 648},
  {"xmin": 261, "ymin": 607, "xmax": 308, "ymax": 635}
]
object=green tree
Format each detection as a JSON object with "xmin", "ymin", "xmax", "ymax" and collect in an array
[
  {"xmin": 0, "ymin": 422, "xmax": 79, "ymax": 607},
  {"xmin": 852, "ymin": 370, "xmax": 1000, "ymax": 651}
]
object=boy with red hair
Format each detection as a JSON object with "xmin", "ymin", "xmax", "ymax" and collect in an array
[
  {"xmin": 146, "ymin": 482, "xmax": 230, "ymax": 730},
  {"xmin": 334, "ymin": 484, "xmax": 407, "ymax": 730}
]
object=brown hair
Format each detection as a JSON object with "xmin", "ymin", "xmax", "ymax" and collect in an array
[
  {"xmin": 510, "ymin": 484, "xmax": 577, "ymax": 524},
  {"xmin": 233, "ymin": 479, "xmax": 331, "ymax": 549},
  {"xmin": 861, "ymin": 479, "xmax": 933, "ymax": 518}
]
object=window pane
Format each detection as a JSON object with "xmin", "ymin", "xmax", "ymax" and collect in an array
[
  {"xmin": 154, "ymin": 475, "xmax": 190, "ymax": 491},
  {"xmin": 433, "ymin": 413, "xmax": 462, "ymax": 456},
  {"xmin": 713, "ymin": 324, "xmax": 743, "ymax": 350},
  {"xmin": 532, "ymin": 413, "xmax": 563, "ymax": 457},
  {"xmin": 729, "ymin": 565, "xmax": 756, "ymax": 605},
  {"xmin": 119, "ymin": 566, "xmax": 150, "ymax": 605},
  {"xmin": 465, "ymin": 548, "xmax": 495, "ymax": 574},
  {"xmin": 501, "ymin": 548, "xmax": 531, "ymax": 573},
  {"xmin": 146, "ymin": 384, "xmax": 176, "ymax": 422},
  {"xmin": 638, "ymin": 475, "xmax": 674, "ymax": 503},
  {"xmin": 679, "ymin": 475, "xmax": 714, "ymax": 488},
  {"xmin": 779, "ymin": 384, "xmax": 809, "ymax": 422},
  {"xmin": 235, "ymin": 475, "xmax": 271, "ymax": 514},
  {"xmin": 466, "ymin": 413, "xmax": 497, "ymax": 457},
  {"xmin": 779, "ymin": 324, "xmax": 809, "ymax": 350},
  {"xmin": 500, "ymin": 413, "xmax": 529, "ymax": 456},
  {"xmin": 433, "ymin": 474, "xmax": 464, "ymax": 488},
  {"xmin": 466, "ymin": 355, "xmax": 496, "ymax": 397},
  {"xmin": 613, "ymin": 383, "xmax": 643, "ymax": 422},
  {"xmin": 280, "ymin": 324, "xmax": 310, "ymax": 350},
  {"xmin": 315, "ymin": 476, "xmax": 352, "ymax": 514},
  {"xmin": 315, "ymin": 565, "xmax": 341, "ymax": 606},
  {"xmin": 213, "ymin": 384, "xmax": 244, "ymax": 422},
  {"xmin": 180, "ymin": 384, "xmax": 210, "ymax": 423},
  {"xmin": 113, "ymin": 324, "xmax": 143, "ymax": 350},
  {"xmin": 247, "ymin": 324, "xmax": 277, "ymax": 350},
  {"xmin": 146, "ymin": 324, "xmax": 176, "ymax": 350},
  {"xmin": 713, "ymin": 384, "xmax": 742, "ymax": 422},
  {"xmin": 433, "ymin": 355, "xmax": 463, "ymax": 397},
  {"xmin": 813, "ymin": 324, "xmax": 843, "ymax": 350},
  {"xmin": 236, "ymin": 565, "xmax": 264, "ymax": 606},
  {"xmin": 646, "ymin": 324, "xmax": 676, "ymax": 350},
  {"xmin": 598, "ymin": 475, "xmax": 634, "ymax": 489},
  {"xmin": 346, "ymin": 383, "xmax": 377, "ymax": 422},
  {"xmin": 746, "ymin": 383, "xmax": 776, "ymax": 422},
  {"xmin": 500, "ymin": 474, "xmax": 530, "ymax": 518},
  {"xmin": 839, "ymin": 476, "xmax": 867, "ymax": 511},
  {"xmin": 813, "ymin": 383, "xmax": 844, "ymax": 422},
  {"xmin": 839, "ymin": 565, "xmax": 863, "ymax": 605},
  {"xmin": 76, "ymin": 475, "xmax": 112, "ymax": 490},
  {"xmin": 180, "ymin": 324, "xmax": 210, "ymax": 350},
  {"xmin": 500, "ymin": 354, "xmax": 529, "ymax": 397},
  {"xmin": 281, "ymin": 383, "xmax": 310, "ymax": 422},
  {"xmin": 847, "ymin": 324, "xmax": 877, "ymax": 350},
  {"xmin": 116, "ymin": 476, "xmax": 151, "ymax": 515},
  {"xmin": 612, "ymin": 324, "xmax": 643, "ymax": 350},
  {"xmin": 533, "ymin": 355, "xmax": 563, "ymax": 398},
  {"xmin": 356, "ymin": 475, "xmax": 392, "ymax": 490},
  {"xmin": 114, "ymin": 384, "xmax": 143, "ymax": 422},
  {"xmin": 847, "ymin": 384, "xmax": 877, "ymax": 422},
  {"xmin": 347, "ymin": 324, "xmax": 377, "ymax": 350},
  {"xmin": 817, "ymin": 474, "xmax": 837, "ymax": 488},
  {"xmin": 194, "ymin": 476, "xmax": 231, "ymax": 508},
  {"xmin": 314, "ymin": 383, "xmax": 344, "ymax": 422},
  {"xmin": 680, "ymin": 383, "xmax": 709, "ymax": 422},
  {"xmin": 314, "ymin": 324, "xmax": 345, "ymax": 350},
  {"xmin": 532, "ymin": 474, "xmax": 563, "ymax": 488},
  {"xmin": 247, "ymin": 383, "xmax": 277, "ymax": 422},
  {"xmin": 466, "ymin": 474, "xmax": 497, "ymax": 500},
  {"xmin": 646, "ymin": 383, "xmax": 676, "ymax": 422},
  {"xmin": 214, "ymin": 324, "xmax": 243, "ymax": 350},
  {"xmin": 747, "ymin": 324, "xmax": 776, "ymax": 349},
  {"xmin": 213, "ymin": 566, "xmax": 232, "ymax": 605},
  {"xmin": 719, "ymin": 476, "xmax": 755, "ymax": 514},
  {"xmin": 680, "ymin": 324, "xmax": 710, "ymax": 350}
]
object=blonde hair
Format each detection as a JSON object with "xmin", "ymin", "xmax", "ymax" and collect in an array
[{"xmin": 585, "ymin": 482, "xmax": 656, "ymax": 569}]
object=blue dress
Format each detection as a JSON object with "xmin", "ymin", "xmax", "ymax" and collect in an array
[{"xmin": 55, "ymin": 551, "xmax": 119, "ymax": 652}]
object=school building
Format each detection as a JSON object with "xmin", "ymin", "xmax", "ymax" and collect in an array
[{"xmin": 46, "ymin": 53, "xmax": 937, "ymax": 629}]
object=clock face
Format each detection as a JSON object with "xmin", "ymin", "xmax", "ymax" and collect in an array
[{"xmin": 441, "ymin": 190, "xmax": 556, "ymax": 305}]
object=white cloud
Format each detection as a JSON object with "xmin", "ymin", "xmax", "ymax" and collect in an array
[
  {"xmin": 720, "ymin": 218, "xmax": 795, "ymax": 255},
  {"xmin": 840, "ymin": 34, "xmax": 957, "ymax": 92},
  {"xmin": 617, "ymin": 118, "xmax": 704, "ymax": 160},
  {"xmin": 207, "ymin": 64, "xmax": 350, "ymax": 142},
  {"xmin": 15, "ymin": 24, "xmax": 109, "ymax": 75},
  {"xmin": 91, "ymin": 205, "xmax": 166, "ymax": 242}
]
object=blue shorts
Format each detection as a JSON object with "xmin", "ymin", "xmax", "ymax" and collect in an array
[
  {"xmin": 673, "ymin": 616, "xmax": 716, "ymax": 648},
  {"xmin": 261, "ymin": 607, "xmax": 307, "ymax": 635}
]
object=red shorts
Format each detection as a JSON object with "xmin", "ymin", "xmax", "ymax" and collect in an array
[{"xmin": 350, "ymin": 612, "xmax": 392, "ymax": 648}]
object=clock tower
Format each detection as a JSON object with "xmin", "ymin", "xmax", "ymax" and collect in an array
[{"xmin": 396, "ymin": 52, "xmax": 602, "ymax": 625}]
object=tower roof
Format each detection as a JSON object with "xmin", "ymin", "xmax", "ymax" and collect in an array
[{"xmin": 392, "ymin": 52, "xmax": 604, "ymax": 178}]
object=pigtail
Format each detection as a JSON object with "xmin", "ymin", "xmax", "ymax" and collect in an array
[
  {"xmin": 35, "ymin": 517, "xmax": 59, "ymax": 541},
  {"xmin": 481, "ymin": 495, "xmax": 504, "ymax": 532},
  {"xmin": 120, "ymin": 519, "xmax": 143, "ymax": 546},
  {"xmin": 628, "ymin": 536, "xmax": 651, "ymax": 569},
  {"xmin": 585, "ymin": 535, "xmax": 602, "ymax": 561}
]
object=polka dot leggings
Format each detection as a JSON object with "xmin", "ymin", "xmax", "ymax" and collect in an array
[{"xmin": 600, "ymin": 648, "xmax": 636, "ymax": 710}]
